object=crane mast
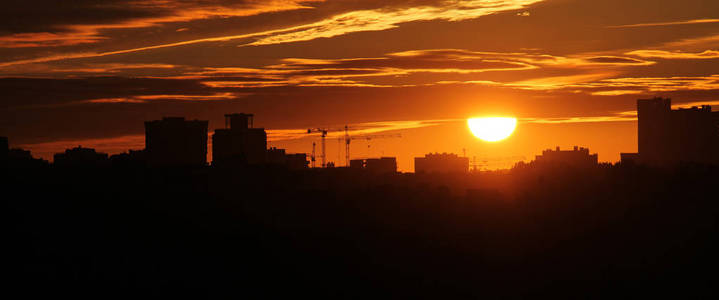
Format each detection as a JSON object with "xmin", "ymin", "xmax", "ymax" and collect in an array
[
  {"xmin": 345, "ymin": 126, "xmax": 350, "ymax": 167},
  {"xmin": 307, "ymin": 128, "xmax": 328, "ymax": 168},
  {"xmin": 311, "ymin": 142, "xmax": 316, "ymax": 168}
]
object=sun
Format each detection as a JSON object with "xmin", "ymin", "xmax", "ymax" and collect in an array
[{"xmin": 467, "ymin": 117, "xmax": 517, "ymax": 142}]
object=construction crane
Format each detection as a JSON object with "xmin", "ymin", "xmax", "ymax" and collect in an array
[
  {"xmin": 308, "ymin": 125, "xmax": 402, "ymax": 168},
  {"xmin": 307, "ymin": 128, "xmax": 328, "ymax": 168},
  {"xmin": 340, "ymin": 132, "xmax": 402, "ymax": 166}
]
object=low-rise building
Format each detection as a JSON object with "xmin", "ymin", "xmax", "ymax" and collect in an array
[{"xmin": 414, "ymin": 153, "xmax": 469, "ymax": 173}]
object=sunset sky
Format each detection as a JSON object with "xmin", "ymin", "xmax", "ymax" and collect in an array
[{"xmin": 2, "ymin": 0, "xmax": 719, "ymax": 171}]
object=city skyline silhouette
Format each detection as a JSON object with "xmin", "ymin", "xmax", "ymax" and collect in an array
[
  {"xmin": 5, "ymin": 97, "xmax": 719, "ymax": 171},
  {"xmin": 3, "ymin": 0, "xmax": 719, "ymax": 298}
]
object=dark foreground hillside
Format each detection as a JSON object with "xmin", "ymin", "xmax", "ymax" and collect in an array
[{"xmin": 5, "ymin": 164, "xmax": 719, "ymax": 298}]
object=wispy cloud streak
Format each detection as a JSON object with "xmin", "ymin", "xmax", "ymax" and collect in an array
[
  {"xmin": 0, "ymin": 0, "xmax": 544, "ymax": 67},
  {"xmin": 626, "ymin": 50, "xmax": 719, "ymax": 59},
  {"xmin": 0, "ymin": 0, "xmax": 322, "ymax": 48},
  {"xmin": 608, "ymin": 18, "xmax": 719, "ymax": 28},
  {"xmin": 248, "ymin": 0, "xmax": 544, "ymax": 46}
]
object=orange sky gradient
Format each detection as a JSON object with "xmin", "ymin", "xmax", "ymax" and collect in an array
[{"xmin": 2, "ymin": 0, "xmax": 718, "ymax": 171}]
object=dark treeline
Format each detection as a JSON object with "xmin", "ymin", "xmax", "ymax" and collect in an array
[{"xmin": 5, "ymin": 163, "xmax": 719, "ymax": 298}]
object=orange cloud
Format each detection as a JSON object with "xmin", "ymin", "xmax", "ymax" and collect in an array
[
  {"xmin": 247, "ymin": 0, "xmax": 544, "ymax": 46},
  {"xmin": 447, "ymin": 73, "xmax": 719, "ymax": 95},
  {"xmin": 626, "ymin": 50, "xmax": 719, "ymax": 59},
  {"xmin": 0, "ymin": 62, "xmax": 181, "ymax": 77},
  {"xmin": 503, "ymin": 72, "xmax": 621, "ymax": 90},
  {"xmin": 191, "ymin": 49, "xmax": 649, "ymax": 89},
  {"xmin": 590, "ymin": 90, "xmax": 645, "ymax": 96},
  {"xmin": 522, "ymin": 115, "xmax": 636, "ymax": 124},
  {"xmin": 0, "ymin": 1, "xmax": 545, "ymax": 67},
  {"xmin": 134, "ymin": 93, "xmax": 242, "ymax": 101},
  {"xmin": 585, "ymin": 75, "xmax": 719, "ymax": 92},
  {"xmin": 82, "ymin": 92, "xmax": 246, "ymax": 104},
  {"xmin": 659, "ymin": 34, "xmax": 719, "ymax": 49},
  {"xmin": 86, "ymin": 98, "xmax": 147, "ymax": 104},
  {"xmin": 0, "ymin": 47, "xmax": 666, "ymax": 95},
  {"xmin": 0, "ymin": 0, "xmax": 321, "ymax": 49},
  {"xmin": 387, "ymin": 49, "xmax": 653, "ymax": 67},
  {"xmin": 608, "ymin": 18, "xmax": 719, "ymax": 28},
  {"xmin": 0, "ymin": 32, "xmax": 104, "ymax": 48}
]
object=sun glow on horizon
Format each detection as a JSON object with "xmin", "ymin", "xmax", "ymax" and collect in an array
[{"xmin": 467, "ymin": 117, "xmax": 517, "ymax": 142}]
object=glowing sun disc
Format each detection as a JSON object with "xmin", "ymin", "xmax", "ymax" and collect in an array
[{"xmin": 467, "ymin": 117, "xmax": 517, "ymax": 142}]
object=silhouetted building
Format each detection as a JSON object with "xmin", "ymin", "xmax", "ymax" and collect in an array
[
  {"xmin": 350, "ymin": 159, "xmax": 365, "ymax": 169},
  {"xmin": 1, "ymin": 136, "xmax": 7, "ymax": 166},
  {"xmin": 620, "ymin": 152, "xmax": 641, "ymax": 165},
  {"xmin": 145, "ymin": 117, "xmax": 208, "ymax": 167},
  {"xmin": 7, "ymin": 147, "xmax": 48, "ymax": 168},
  {"xmin": 349, "ymin": 157, "xmax": 397, "ymax": 173},
  {"xmin": 267, "ymin": 147, "xmax": 287, "ymax": 165},
  {"xmin": 533, "ymin": 146, "xmax": 598, "ymax": 167},
  {"xmin": 9, "ymin": 148, "xmax": 33, "ymax": 161},
  {"xmin": 415, "ymin": 153, "xmax": 469, "ymax": 173},
  {"xmin": 367, "ymin": 157, "xmax": 397, "ymax": 173},
  {"xmin": 266, "ymin": 147, "xmax": 309, "ymax": 170},
  {"xmin": 286, "ymin": 153, "xmax": 309, "ymax": 170},
  {"xmin": 109, "ymin": 149, "xmax": 147, "ymax": 167},
  {"xmin": 1, "ymin": 136, "xmax": 7, "ymax": 156},
  {"xmin": 636, "ymin": 97, "xmax": 719, "ymax": 165},
  {"xmin": 212, "ymin": 113, "xmax": 267, "ymax": 166},
  {"xmin": 54, "ymin": 146, "xmax": 109, "ymax": 167}
]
